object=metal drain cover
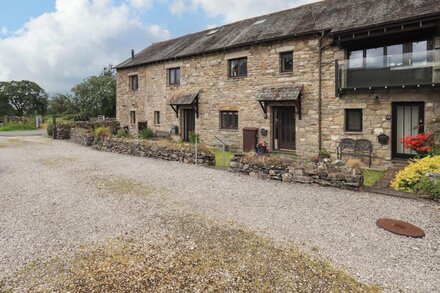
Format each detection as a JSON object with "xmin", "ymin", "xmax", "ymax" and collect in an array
[{"xmin": 376, "ymin": 219, "xmax": 425, "ymax": 238}]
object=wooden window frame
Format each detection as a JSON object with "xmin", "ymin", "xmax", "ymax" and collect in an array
[
  {"xmin": 345, "ymin": 109, "xmax": 363, "ymax": 132},
  {"xmin": 130, "ymin": 111, "xmax": 136, "ymax": 125},
  {"xmin": 220, "ymin": 111, "xmax": 238, "ymax": 130},
  {"xmin": 168, "ymin": 67, "xmax": 180, "ymax": 86},
  {"xmin": 280, "ymin": 51, "xmax": 293, "ymax": 73},
  {"xmin": 228, "ymin": 57, "xmax": 248, "ymax": 78},
  {"xmin": 129, "ymin": 75, "xmax": 139, "ymax": 91},
  {"xmin": 154, "ymin": 111, "xmax": 160, "ymax": 125}
]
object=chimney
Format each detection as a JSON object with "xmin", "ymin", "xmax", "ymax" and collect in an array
[{"xmin": 131, "ymin": 49, "xmax": 135, "ymax": 59}]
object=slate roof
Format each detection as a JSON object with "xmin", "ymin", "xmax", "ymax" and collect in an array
[
  {"xmin": 256, "ymin": 86, "xmax": 303, "ymax": 102},
  {"xmin": 170, "ymin": 92, "xmax": 199, "ymax": 105},
  {"xmin": 117, "ymin": 0, "xmax": 440, "ymax": 69}
]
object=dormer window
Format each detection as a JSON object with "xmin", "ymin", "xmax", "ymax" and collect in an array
[{"xmin": 129, "ymin": 75, "xmax": 138, "ymax": 90}]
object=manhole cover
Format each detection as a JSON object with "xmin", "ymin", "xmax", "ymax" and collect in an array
[{"xmin": 376, "ymin": 219, "xmax": 425, "ymax": 238}]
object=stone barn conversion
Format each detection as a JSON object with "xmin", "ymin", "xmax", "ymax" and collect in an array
[{"xmin": 116, "ymin": 0, "xmax": 440, "ymax": 167}]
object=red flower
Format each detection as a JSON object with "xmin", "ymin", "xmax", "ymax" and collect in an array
[{"xmin": 401, "ymin": 132, "xmax": 435, "ymax": 154}]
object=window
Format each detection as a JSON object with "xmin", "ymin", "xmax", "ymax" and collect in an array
[
  {"xmin": 220, "ymin": 111, "xmax": 238, "ymax": 130},
  {"xmin": 229, "ymin": 58, "xmax": 247, "ymax": 77},
  {"xmin": 130, "ymin": 111, "xmax": 136, "ymax": 125},
  {"xmin": 280, "ymin": 52, "xmax": 293, "ymax": 72},
  {"xmin": 154, "ymin": 111, "xmax": 160, "ymax": 125},
  {"xmin": 345, "ymin": 109, "xmax": 363, "ymax": 132},
  {"xmin": 412, "ymin": 40, "xmax": 428, "ymax": 66},
  {"xmin": 366, "ymin": 47, "xmax": 384, "ymax": 69},
  {"xmin": 168, "ymin": 67, "xmax": 180, "ymax": 85},
  {"xmin": 129, "ymin": 75, "xmax": 138, "ymax": 90},
  {"xmin": 348, "ymin": 39, "xmax": 432, "ymax": 69},
  {"xmin": 387, "ymin": 44, "xmax": 404, "ymax": 67},
  {"xmin": 349, "ymin": 50, "xmax": 363, "ymax": 69}
]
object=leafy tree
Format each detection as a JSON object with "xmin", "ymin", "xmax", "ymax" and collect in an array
[
  {"xmin": 0, "ymin": 80, "xmax": 48, "ymax": 116},
  {"xmin": 48, "ymin": 94, "xmax": 78, "ymax": 115},
  {"xmin": 0, "ymin": 90, "xmax": 13, "ymax": 116},
  {"xmin": 72, "ymin": 65, "xmax": 116, "ymax": 117}
]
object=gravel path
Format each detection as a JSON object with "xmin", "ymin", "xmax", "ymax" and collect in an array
[{"xmin": 0, "ymin": 136, "xmax": 439, "ymax": 292}]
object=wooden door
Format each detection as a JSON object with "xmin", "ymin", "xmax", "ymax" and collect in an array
[
  {"xmin": 392, "ymin": 102, "xmax": 424, "ymax": 159},
  {"xmin": 183, "ymin": 109, "xmax": 195, "ymax": 142},
  {"xmin": 273, "ymin": 106, "xmax": 296, "ymax": 150}
]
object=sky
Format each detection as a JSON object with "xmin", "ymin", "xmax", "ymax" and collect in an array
[{"xmin": 0, "ymin": 0, "xmax": 319, "ymax": 94}]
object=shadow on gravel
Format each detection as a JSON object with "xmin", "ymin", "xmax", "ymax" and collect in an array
[{"xmin": 1, "ymin": 214, "xmax": 380, "ymax": 292}]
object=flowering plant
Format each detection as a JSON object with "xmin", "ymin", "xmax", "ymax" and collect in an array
[{"xmin": 400, "ymin": 132, "xmax": 435, "ymax": 156}]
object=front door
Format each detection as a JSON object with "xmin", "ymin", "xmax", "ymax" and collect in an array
[
  {"xmin": 392, "ymin": 102, "xmax": 424, "ymax": 159},
  {"xmin": 273, "ymin": 106, "xmax": 296, "ymax": 150},
  {"xmin": 183, "ymin": 109, "xmax": 195, "ymax": 142}
]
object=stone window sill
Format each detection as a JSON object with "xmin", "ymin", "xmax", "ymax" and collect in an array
[
  {"xmin": 220, "ymin": 129, "xmax": 239, "ymax": 132},
  {"xmin": 344, "ymin": 131, "xmax": 363, "ymax": 135}
]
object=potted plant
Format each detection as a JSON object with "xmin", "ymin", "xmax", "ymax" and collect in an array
[{"xmin": 256, "ymin": 140, "xmax": 268, "ymax": 154}]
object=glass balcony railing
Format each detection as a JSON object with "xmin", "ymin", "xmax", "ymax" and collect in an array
[{"xmin": 337, "ymin": 49, "xmax": 440, "ymax": 91}]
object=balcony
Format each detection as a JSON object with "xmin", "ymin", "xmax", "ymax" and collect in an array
[{"xmin": 337, "ymin": 49, "xmax": 440, "ymax": 94}]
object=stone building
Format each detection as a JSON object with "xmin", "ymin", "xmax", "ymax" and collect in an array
[{"xmin": 116, "ymin": 0, "xmax": 440, "ymax": 167}]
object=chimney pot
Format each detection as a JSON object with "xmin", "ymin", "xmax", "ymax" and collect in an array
[{"xmin": 131, "ymin": 49, "xmax": 135, "ymax": 59}]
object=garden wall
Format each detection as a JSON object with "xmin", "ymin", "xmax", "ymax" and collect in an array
[
  {"xmin": 69, "ymin": 128, "xmax": 215, "ymax": 166},
  {"xmin": 229, "ymin": 154, "xmax": 363, "ymax": 190}
]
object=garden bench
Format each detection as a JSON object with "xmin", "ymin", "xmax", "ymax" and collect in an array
[{"xmin": 337, "ymin": 138, "xmax": 373, "ymax": 167}]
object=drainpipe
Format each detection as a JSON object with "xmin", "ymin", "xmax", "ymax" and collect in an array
[{"xmin": 318, "ymin": 30, "xmax": 331, "ymax": 151}]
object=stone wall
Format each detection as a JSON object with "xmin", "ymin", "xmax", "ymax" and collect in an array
[
  {"xmin": 93, "ymin": 138, "xmax": 215, "ymax": 165},
  {"xmin": 69, "ymin": 128, "xmax": 215, "ymax": 165},
  {"xmin": 117, "ymin": 36, "xmax": 321, "ymax": 157},
  {"xmin": 70, "ymin": 128, "xmax": 94, "ymax": 146},
  {"xmin": 229, "ymin": 154, "xmax": 363, "ymax": 190}
]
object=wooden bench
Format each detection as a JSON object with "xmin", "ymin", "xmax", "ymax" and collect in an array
[{"xmin": 337, "ymin": 138, "xmax": 373, "ymax": 167}]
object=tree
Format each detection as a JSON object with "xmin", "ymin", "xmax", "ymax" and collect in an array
[
  {"xmin": 0, "ymin": 89, "xmax": 13, "ymax": 116},
  {"xmin": 72, "ymin": 65, "xmax": 116, "ymax": 117},
  {"xmin": 48, "ymin": 94, "xmax": 78, "ymax": 115},
  {"xmin": 0, "ymin": 80, "xmax": 48, "ymax": 116}
]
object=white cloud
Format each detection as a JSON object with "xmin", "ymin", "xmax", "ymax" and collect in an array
[
  {"xmin": 0, "ymin": 0, "xmax": 170, "ymax": 93},
  {"xmin": 169, "ymin": 0, "xmax": 187, "ymax": 15},
  {"xmin": 176, "ymin": 0, "xmax": 321, "ymax": 22},
  {"xmin": 129, "ymin": 0, "xmax": 153, "ymax": 9},
  {"xmin": 1, "ymin": 27, "xmax": 8, "ymax": 35}
]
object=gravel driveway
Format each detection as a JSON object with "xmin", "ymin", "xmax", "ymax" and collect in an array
[{"xmin": 0, "ymin": 136, "xmax": 439, "ymax": 292}]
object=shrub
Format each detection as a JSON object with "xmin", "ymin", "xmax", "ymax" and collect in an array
[
  {"xmin": 94, "ymin": 127, "xmax": 112, "ymax": 140},
  {"xmin": 188, "ymin": 132, "xmax": 200, "ymax": 145},
  {"xmin": 391, "ymin": 156, "xmax": 440, "ymax": 193},
  {"xmin": 116, "ymin": 128, "xmax": 130, "ymax": 138},
  {"xmin": 345, "ymin": 159, "xmax": 367, "ymax": 169},
  {"xmin": 47, "ymin": 123, "xmax": 53, "ymax": 137},
  {"xmin": 0, "ymin": 122, "xmax": 36, "ymax": 132},
  {"xmin": 413, "ymin": 176, "xmax": 440, "ymax": 199},
  {"xmin": 139, "ymin": 128, "xmax": 154, "ymax": 140}
]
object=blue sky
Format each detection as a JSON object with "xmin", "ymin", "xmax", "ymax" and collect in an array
[{"xmin": 0, "ymin": 0, "xmax": 317, "ymax": 94}]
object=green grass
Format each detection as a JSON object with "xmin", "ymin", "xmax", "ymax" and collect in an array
[
  {"xmin": 212, "ymin": 149, "xmax": 234, "ymax": 168},
  {"xmin": 0, "ymin": 123, "xmax": 36, "ymax": 132},
  {"xmin": 363, "ymin": 169, "xmax": 387, "ymax": 187}
]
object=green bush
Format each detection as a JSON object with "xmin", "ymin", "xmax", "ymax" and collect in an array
[
  {"xmin": 415, "ymin": 176, "xmax": 440, "ymax": 199},
  {"xmin": 116, "ymin": 128, "xmax": 130, "ymax": 138},
  {"xmin": 94, "ymin": 127, "xmax": 112, "ymax": 140},
  {"xmin": 188, "ymin": 132, "xmax": 200, "ymax": 145},
  {"xmin": 139, "ymin": 128, "xmax": 154, "ymax": 140},
  {"xmin": 0, "ymin": 122, "xmax": 36, "ymax": 132},
  {"xmin": 47, "ymin": 123, "xmax": 53, "ymax": 137}
]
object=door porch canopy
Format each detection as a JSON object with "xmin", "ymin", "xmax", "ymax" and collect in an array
[
  {"xmin": 256, "ymin": 85, "xmax": 303, "ymax": 120},
  {"xmin": 169, "ymin": 92, "xmax": 199, "ymax": 118}
]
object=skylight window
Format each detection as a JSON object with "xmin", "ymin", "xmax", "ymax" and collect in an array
[
  {"xmin": 206, "ymin": 29, "xmax": 219, "ymax": 36},
  {"xmin": 253, "ymin": 19, "xmax": 266, "ymax": 25}
]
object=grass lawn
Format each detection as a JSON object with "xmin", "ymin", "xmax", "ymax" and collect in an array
[
  {"xmin": 0, "ymin": 123, "xmax": 36, "ymax": 132},
  {"xmin": 211, "ymin": 148, "xmax": 234, "ymax": 168},
  {"xmin": 363, "ymin": 169, "xmax": 387, "ymax": 187}
]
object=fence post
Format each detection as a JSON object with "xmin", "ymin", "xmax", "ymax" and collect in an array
[
  {"xmin": 195, "ymin": 136, "xmax": 198, "ymax": 166},
  {"xmin": 52, "ymin": 116, "xmax": 57, "ymax": 139}
]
